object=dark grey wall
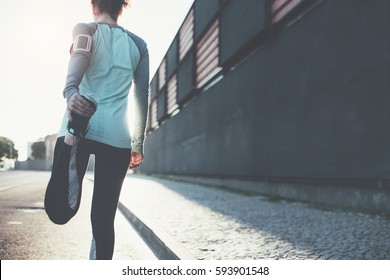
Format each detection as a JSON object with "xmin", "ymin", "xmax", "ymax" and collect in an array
[
  {"xmin": 166, "ymin": 38, "xmax": 178, "ymax": 80},
  {"xmin": 177, "ymin": 49, "xmax": 195, "ymax": 104},
  {"xmin": 141, "ymin": 0, "xmax": 390, "ymax": 184},
  {"xmin": 219, "ymin": 0, "xmax": 268, "ymax": 65},
  {"xmin": 194, "ymin": 0, "xmax": 220, "ymax": 41}
]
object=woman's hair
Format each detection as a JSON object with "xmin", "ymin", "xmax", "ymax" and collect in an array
[{"xmin": 91, "ymin": 0, "xmax": 130, "ymax": 21}]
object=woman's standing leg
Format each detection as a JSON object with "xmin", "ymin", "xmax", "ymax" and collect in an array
[{"xmin": 89, "ymin": 140, "xmax": 131, "ymax": 260}]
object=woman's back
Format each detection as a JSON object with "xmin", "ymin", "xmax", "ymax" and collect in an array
[{"xmin": 60, "ymin": 22, "xmax": 148, "ymax": 150}]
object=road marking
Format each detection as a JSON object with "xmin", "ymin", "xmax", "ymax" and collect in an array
[
  {"xmin": 0, "ymin": 183, "xmax": 29, "ymax": 192},
  {"xmin": 7, "ymin": 221, "xmax": 23, "ymax": 225}
]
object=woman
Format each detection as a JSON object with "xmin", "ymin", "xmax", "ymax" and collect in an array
[{"xmin": 45, "ymin": 0, "xmax": 149, "ymax": 260}]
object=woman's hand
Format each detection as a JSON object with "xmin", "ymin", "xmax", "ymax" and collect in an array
[
  {"xmin": 129, "ymin": 151, "xmax": 144, "ymax": 169},
  {"xmin": 67, "ymin": 93, "xmax": 95, "ymax": 121}
]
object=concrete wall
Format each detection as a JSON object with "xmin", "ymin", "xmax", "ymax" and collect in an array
[
  {"xmin": 15, "ymin": 155, "xmax": 95, "ymax": 172},
  {"xmin": 140, "ymin": 0, "xmax": 390, "ymax": 213},
  {"xmin": 15, "ymin": 160, "xmax": 52, "ymax": 171}
]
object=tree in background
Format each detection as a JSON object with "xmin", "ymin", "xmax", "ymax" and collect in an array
[
  {"xmin": 31, "ymin": 141, "xmax": 46, "ymax": 160},
  {"xmin": 0, "ymin": 136, "xmax": 18, "ymax": 160}
]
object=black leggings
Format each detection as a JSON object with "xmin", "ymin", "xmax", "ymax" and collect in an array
[{"xmin": 53, "ymin": 137, "xmax": 131, "ymax": 260}]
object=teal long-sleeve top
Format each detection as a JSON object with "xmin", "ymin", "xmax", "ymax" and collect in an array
[{"xmin": 59, "ymin": 22, "xmax": 149, "ymax": 154}]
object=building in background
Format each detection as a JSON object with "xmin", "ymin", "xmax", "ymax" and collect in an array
[
  {"xmin": 26, "ymin": 142, "xmax": 34, "ymax": 160},
  {"xmin": 16, "ymin": 134, "xmax": 95, "ymax": 172},
  {"xmin": 140, "ymin": 0, "xmax": 390, "ymax": 214},
  {"xmin": 44, "ymin": 134, "xmax": 57, "ymax": 161},
  {"xmin": 16, "ymin": 135, "xmax": 57, "ymax": 171}
]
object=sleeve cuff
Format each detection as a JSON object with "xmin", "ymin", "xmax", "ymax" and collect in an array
[
  {"xmin": 131, "ymin": 144, "xmax": 144, "ymax": 154},
  {"xmin": 63, "ymin": 88, "xmax": 78, "ymax": 102}
]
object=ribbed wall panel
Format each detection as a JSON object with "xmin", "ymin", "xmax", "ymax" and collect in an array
[
  {"xmin": 179, "ymin": 9, "xmax": 194, "ymax": 61},
  {"xmin": 167, "ymin": 75, "xmax": 178, "ymax": 114},
  {"xmin": 158, "ymin": 58, "xmax": 167, "ymax": 90},
  {"xmin": 272, "ymin": 0, "xmax": 303, "ymax": 22},
  {"xmin": 150, "ymin": 100, "xmax": 158, "ymax": 128},
  {"xmin": 196, "ymin": 20, "xmax": 220, "ymax": 87}
]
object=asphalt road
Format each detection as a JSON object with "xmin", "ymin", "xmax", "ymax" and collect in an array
[{"xmin": 0, "ymin": 170, "xmax": 156, "ymax": 260}]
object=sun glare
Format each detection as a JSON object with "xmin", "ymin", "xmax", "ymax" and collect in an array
[{"xmin": 0, "ymin": 0, "xmax": 194, "ymax": 161}]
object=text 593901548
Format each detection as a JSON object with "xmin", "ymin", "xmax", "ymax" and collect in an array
[{"xmin": 214, "ymin": 266, "xmax": 270, "ymax": 276}]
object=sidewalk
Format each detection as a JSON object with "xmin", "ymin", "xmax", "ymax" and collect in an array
[{"xmin": 119, "ymin": 174, "xmax": 390, "ymax": 260}]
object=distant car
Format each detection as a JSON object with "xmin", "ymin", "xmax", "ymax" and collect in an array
[{"xmin": 0, "ymin": 158, "xmax": 15, "ymax": 171}]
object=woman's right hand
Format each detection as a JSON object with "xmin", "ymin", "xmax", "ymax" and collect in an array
[
  {"xmin": 67, "ymin": 93, "xmax": 95, "ymax": 121},
  {"xmin": 129, "ymin": 151, "xmax": 144, "ymax": 169}
]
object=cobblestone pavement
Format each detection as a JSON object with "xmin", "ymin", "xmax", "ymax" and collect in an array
[{"xmin": 120, "ymin": 174, "xmax": 390, "ymax": 260}]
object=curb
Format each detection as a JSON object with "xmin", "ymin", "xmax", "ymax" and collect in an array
[{"xmin": 118, "ymin": 202, "xmax": 196, "ymax": 260}]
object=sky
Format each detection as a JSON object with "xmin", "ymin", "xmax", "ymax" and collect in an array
[{"xmin": 0, "ymin": 0, "xmax": 194, "ymax": 160}]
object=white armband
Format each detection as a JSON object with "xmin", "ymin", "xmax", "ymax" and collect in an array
[{"xmin": 73, "ymin": 34, "xmax": 92, "ymax": 53}]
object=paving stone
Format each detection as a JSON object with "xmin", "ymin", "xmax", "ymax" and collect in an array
[{"xmin": 120, "ymin": 175, "xmax": 390, "ymax": 260}]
